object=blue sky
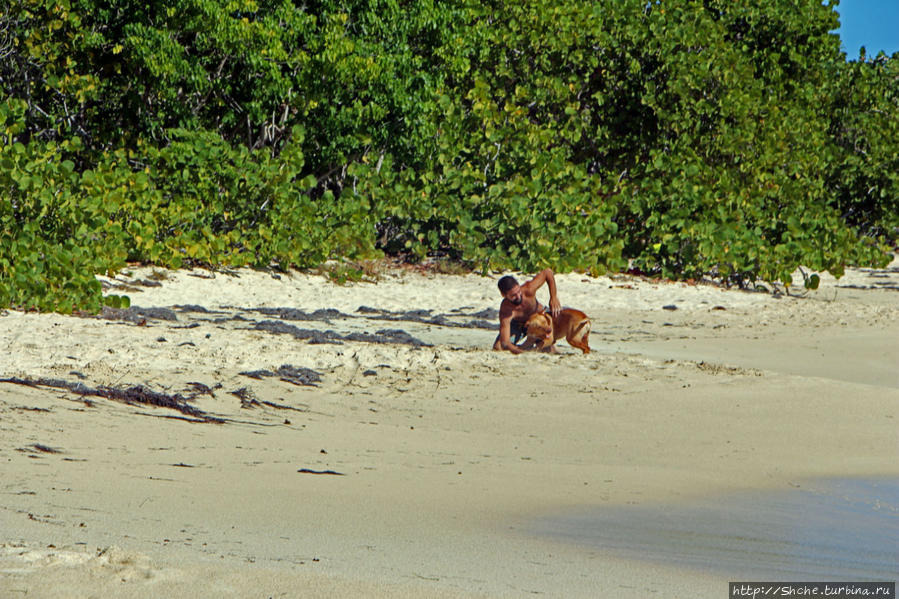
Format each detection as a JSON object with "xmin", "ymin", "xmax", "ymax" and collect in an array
[{"xmin": 833, "ymin": 1, "xmax": 899, "ymax": 59}]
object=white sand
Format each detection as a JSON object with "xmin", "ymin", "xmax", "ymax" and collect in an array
[{"xmin": 1, "ymin": 259, "xmax": 897, "ymax": 597}]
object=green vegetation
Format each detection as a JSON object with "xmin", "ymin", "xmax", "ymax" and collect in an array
[{"xmin": 1, "ymin": 0, "xmax": 896, "ymax": 311}]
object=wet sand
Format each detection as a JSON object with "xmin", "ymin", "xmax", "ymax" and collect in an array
[
  {"xmin": 532, "ymin": 477, "xmax": 898, "ymax": 580},
  {"xmin": 1, "ymin": 259, "xmax": 897, "ymax": 597}
]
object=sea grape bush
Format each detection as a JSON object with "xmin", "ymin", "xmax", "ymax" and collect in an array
[{"xmin": 0, "ymin": 0, "xmax": 895, "ymax": 311}]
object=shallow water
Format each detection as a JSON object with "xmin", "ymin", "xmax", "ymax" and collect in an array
[{"xmin": 532, "ymin": 478, "xmax": 898, "ymax": 580}]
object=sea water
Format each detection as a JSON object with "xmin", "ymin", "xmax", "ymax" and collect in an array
[{"xmin": 532, "ymin": 478, "xmax": 898, "ymax": 580}]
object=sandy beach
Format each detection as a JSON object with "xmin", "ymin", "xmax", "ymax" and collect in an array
[{"xmin": 1, "ymin": 260, "xmax": 897, "ymax": 598}]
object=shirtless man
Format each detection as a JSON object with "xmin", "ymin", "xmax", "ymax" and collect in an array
[{"xmin": 492, "ymin": 269, "xmax": 562, "ymax": 354}]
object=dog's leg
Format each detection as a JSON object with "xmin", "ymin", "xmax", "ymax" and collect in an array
[
  {"xmin": 533, "ymin": 336, "xmax": 555, "ymax": 352},
  {"xmin": 567, "ymin": 320, "xmax": 591, "ymax": 354},
  {"xmin": 571, "ymin": 338, "xmax": 590, "ymax": 354}
]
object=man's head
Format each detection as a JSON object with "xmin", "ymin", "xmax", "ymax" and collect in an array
[{"xmin": 498, "ymin": 275, "xmax": 522, "ymax": 305}]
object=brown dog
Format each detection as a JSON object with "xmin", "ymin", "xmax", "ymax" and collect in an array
[{"xmin": 524, "ymin": 308, "xmax": 591, "ymax": 354}]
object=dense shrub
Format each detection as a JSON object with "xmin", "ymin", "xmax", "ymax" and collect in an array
[{"xmin": 1, "ymin": 0, "xmax": 895, "ymax": 311}]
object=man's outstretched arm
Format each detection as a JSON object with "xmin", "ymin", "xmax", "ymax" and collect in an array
[{"xmin": 524, "ymin": 268, "xmax": 561, "ymax": 317}]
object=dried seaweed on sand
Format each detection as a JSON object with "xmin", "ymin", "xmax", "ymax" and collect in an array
[{"xmin": 0, "ymin": 377, "xmax": 223, "ymax": 423}]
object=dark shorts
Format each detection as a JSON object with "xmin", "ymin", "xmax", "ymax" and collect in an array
[{"xmin": 510, "ymin": 319, "xmax": 528, "ymax": 344}]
